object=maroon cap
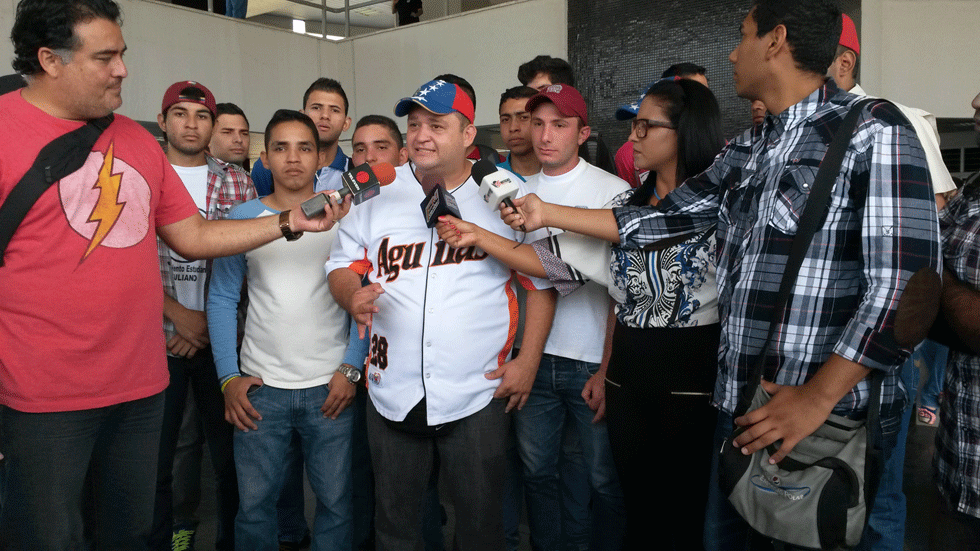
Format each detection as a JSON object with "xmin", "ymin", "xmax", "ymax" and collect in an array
[
  {"xmin": 161, "ymin": 80, "xmax": 217, "ymax": 117},
  {"xmin": 525, "ymin": 84, "xmax": 588, "ymax": 126}
]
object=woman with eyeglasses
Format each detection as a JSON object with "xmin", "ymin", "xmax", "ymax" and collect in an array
[{"xmin": 436, "ymin": 77, "xmax": 725, "ymax": 547}]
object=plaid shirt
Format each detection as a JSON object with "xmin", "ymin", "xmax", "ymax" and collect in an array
[
  {"xmin": 158, "ymin": 155, "xmax": 256, "ymax": 348},
  {"xmin": 614, "ymin": 81, "xmax": 940, "ymax": 417},
  {"xmin": 935, "ymin": 171, "xmax": 980, "ymax": 518}
]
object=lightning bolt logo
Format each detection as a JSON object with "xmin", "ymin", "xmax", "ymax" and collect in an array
[{"xmin": 83, "ymin": 141, "xmax": 126, "ymax": 260}]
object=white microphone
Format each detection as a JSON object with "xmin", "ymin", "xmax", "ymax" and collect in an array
[{"xmin": 471, "ymin": 159, "xmax": 524, "ymax": 232}]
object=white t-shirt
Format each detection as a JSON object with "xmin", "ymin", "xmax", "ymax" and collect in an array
[
  {"xmin": 525, "ymin": 159, "xmax": 630, "ymax": 363},
  {"xmin": 170, "ymin": 164, "xmax": 209, "ymax": 311}
]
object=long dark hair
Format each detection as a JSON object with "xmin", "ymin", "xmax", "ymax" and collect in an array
[{"xmin": 628, "ymin": 78, "xmax": 724, "ymax": 206}]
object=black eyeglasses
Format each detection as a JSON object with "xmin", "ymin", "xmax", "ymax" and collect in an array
[{"xmin": 631, "ymin": 118, "xmax": 676, "ymax": 138}]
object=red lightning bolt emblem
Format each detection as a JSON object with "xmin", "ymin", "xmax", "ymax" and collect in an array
[{"xmin": 83, "ymin": 142, "xmax": 126, "ymax": 260}]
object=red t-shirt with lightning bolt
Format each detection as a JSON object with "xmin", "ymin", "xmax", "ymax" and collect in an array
[{"xmin": 0, "ymin": 91, "xmax": 198, "ymax": 412}]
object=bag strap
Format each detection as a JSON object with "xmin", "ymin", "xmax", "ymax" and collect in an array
[
  {"xmin": 0, "ymin": 113, "xmax": 114, "ymax": 266},
  {"xmin": 736, "ymin": 98, "xmax": 878, "ymax": 416}
]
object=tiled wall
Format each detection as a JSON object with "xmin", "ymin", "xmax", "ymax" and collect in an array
[{"xmin": 568, "ymin": 0, "xmax": 749, "ymax": 149}]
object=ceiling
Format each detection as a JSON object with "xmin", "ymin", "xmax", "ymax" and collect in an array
[{"xmin": 246, "ymin": 0, "xmax": 396, "ymax": 33}]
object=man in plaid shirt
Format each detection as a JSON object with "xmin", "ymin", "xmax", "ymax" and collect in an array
[
  {"xmin": 931, "ymin": 89, "xmax": 980, "ymax": 549},
  {"xmin": 152, "ymin": 80, "xmax": 256, "ymax": 551},
  {"xmin": 500, "ymin": 1, "xmax": 940, "ymax": 548}
]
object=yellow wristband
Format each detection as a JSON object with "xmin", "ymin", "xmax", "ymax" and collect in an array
[{"xmin": 221, "ymin": 375, "xmax": 240, "ymax": 394}]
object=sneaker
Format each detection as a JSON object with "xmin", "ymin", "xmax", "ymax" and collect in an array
[
  {"xmin": 917, "ymin": 405, "xmax": 938, "ymax": 426},
  {"xmin": 279, "ymin": 542, "xmax": 300, "ymax": 551},
  {"xmin": 171, "ymin": 527, "xmax": 196, "ymax": 551}
]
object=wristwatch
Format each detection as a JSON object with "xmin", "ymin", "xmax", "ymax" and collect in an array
[
  {"xmin": 338, "ymin": 363, "xmax": 362, "ymax": 385},
  {"xmin": 279, "ymin": 210, "xmax": 303, "ymax": 241}
]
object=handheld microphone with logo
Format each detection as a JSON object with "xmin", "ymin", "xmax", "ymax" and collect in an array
[
  {"xmin": 471, "ymin": 159, "xmax": 525, "ymax": 232},
  {"xmin": 419, "ymin": 176, "xmax": 461, "ymax": 228},
  {"xmin": 301, "ymin": 162, "xmax": 396, "ymax": 218}
]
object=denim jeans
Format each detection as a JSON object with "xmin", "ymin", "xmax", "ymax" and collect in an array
[
  {"xmin": 276, "ymin": 433, "xmax": 310, "ymax": 543},
  {"xmin": 234, "ymin": 384, "xmax": 354, "ymax": 551},
  {"xmin": 857, "ymin": 357, "xmax": 919, "ymax": 551},
  {"xmin": 915, "ymin": 339, "xmax": 948, "ymax": 410},
  {"xmin": 367, "ymin": 397, "xmax": 508, "ymax": 551},
  {"xmin": 515, "ymin": 354, "xmax": 626, "ymax": 551},
  {"xmin": 151, "ymin": 353, "xmax": 238, "ymax": 551},
  {"xmin": 0, "ymin": 393, "xmax": 164, "ymax": 550},
  {"xmin": 705, "ymin": 406, "xmax": 901, "ymax": 551}
]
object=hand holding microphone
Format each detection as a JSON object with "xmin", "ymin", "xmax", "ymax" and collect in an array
[
  {"xmin": 471, "ymin": 159, "xmax": 525, "ymax": 232},
  {"xmin": 301, "ymin": 162, "xmax": 396, "ymax": 218}
]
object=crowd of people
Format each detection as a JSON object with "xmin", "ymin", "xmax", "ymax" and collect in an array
[{"xmin": 1, "ymin": 0, "xmax": 980, "ymax": 550}]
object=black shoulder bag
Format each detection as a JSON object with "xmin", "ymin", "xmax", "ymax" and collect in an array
[{"xmin": 0, "ymin": 114, "xmax": 113, "ymax": 266}]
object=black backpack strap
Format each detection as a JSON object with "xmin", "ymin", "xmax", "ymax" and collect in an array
[
  {"xmin": 736, "ymin": 98, "xmax": 878, "ymax": 415},
  {"xmin": 0, "ymin": 114, "xmax": 113, "ymax": 266}
]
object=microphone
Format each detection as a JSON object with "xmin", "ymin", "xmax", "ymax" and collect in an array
[
  {"xmin": 471, "ymin": 159, "xmax": 525, "ymax": 232},
  {"xmin": 419, "ymin": 177, "xmax": 461, "ymax": 228},
  {"xmin": 301, "ymin": 162, "xmax": 396, "ymax": 218}
]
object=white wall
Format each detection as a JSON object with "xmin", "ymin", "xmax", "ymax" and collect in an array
[
  {"xmin": 0, "ymin": 0, "xmax": 564, "ymax": 135},
  {"xmin": 860, "ymin": 0, "xmax": 980, "ymax": 118},
  {"xmin": 344, "ymin": 0, "xmax": 566, "ymax": 131}
]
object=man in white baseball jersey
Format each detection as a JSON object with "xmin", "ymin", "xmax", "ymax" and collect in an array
[{"xmin": 327, "ymin": 79, "xmax": 556, "ymax": 551}]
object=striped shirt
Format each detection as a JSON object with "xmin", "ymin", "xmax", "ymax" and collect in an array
[{"xmin": 613, "ymin": 80, "xmax": 940, "ymax": 417}]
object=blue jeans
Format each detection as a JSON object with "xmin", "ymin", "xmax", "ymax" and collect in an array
[
  {"xmin": 916, "ymin": 339, "xmax": 948, "ymax": 410},
  {"xmin": 234, "ymin": 384, "xmax": 353, "ymax": 551},
  {"xmin": 0, "ymin": 393, "xmax": 164, "ymax": 550},
  {"xmin": 276, "ymin": 433, "xmax": 309, "ymax": 543},
  {"xmin": 515, "ymin": 354, "xmax": 626, "ymax": 551},
  {"xmin": 858, "ymin": 355, "xmax": 920, "ymax": 551}
]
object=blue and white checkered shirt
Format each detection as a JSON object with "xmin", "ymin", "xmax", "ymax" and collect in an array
[
  {"xmin": 613, "ymin": 80, "xmax": 940, "ymax": 417},
  {"xmin": 935, "ymin": 171, "xmax": 980, "ymax": 518}
]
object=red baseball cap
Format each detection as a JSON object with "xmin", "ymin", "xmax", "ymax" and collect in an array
[
  {"xmin": 839, "ymin": 14, "xmax": 860, "ymax": 55},
  {"xmin": 525, "ymin": 84, "xmax": 588, "ymax": 126}
]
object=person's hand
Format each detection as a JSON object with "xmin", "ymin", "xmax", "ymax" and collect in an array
[
  {"xmin": 223, "ymin": 376, "xmax": 264, "ymax": 431},
  {"xmin": 581, "ymin": 371, "xmax": 606, "ymax": 423},
  {"xmin": 500, "ymin": 194, "xmax": 546, "ymax": 232},
  {"xmin": 350, "ymin": 282, "xmax": 384, "ymax": 339},
  {"xmin": 167, "ymin": 334, "xmax": 200, "ymax": 358},
  {"xmin": 321, "ymin": 369, "xmax": 356, "ymax": 419},
  {"xmin": 732, "ymin": 379, "xmax": 836, "ymax": 463},
  {"xmin": 436, "ymin": 215, "xmax": 480, "ymax": 249},
  {"xmin": 486, "ymin": 356, "xmax": 538, "ymax": 412},
  {"xmin": 170, "ymin": 307, "xmax": 209, "ymax": 349},
  {"xmin": 289, "ymin": 193, "xmax": 352, "ymax": 233}
]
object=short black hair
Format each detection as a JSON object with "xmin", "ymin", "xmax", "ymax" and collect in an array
[
  {"xmin": 752, "ymin": 0, "xmax": 841, "ymax": 76},
  {"xmin": 499, "ymin": 85, "xmax": 538, "ymax": 110},
  {"xmin": 216, "ymin": 102, "xmax": 248, "ymax": 128},
  {"xmin": 517, "ymin": 55, "xmax": 575, "ymax": 87},
  {"xmin": 11, "ymin": 0, "xmax": 121, "ymax": 75},
  {"xmin": 264, "ymin": 109, "xmax": 320, "ymax": 151},
  {"xmin": 354, "ymin": 114, "xmax": 403, "ymax": 149},
  {"xmin": 661, "ymin": 62, "xmax": 706, "ymax": 79},
  {"xmin": 302, "ymin": 77, "xmax": 349, "ymax": 115},
  {"xmin": 434, "ymin": 73, "xmax": 476, "ymax": 108}
]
